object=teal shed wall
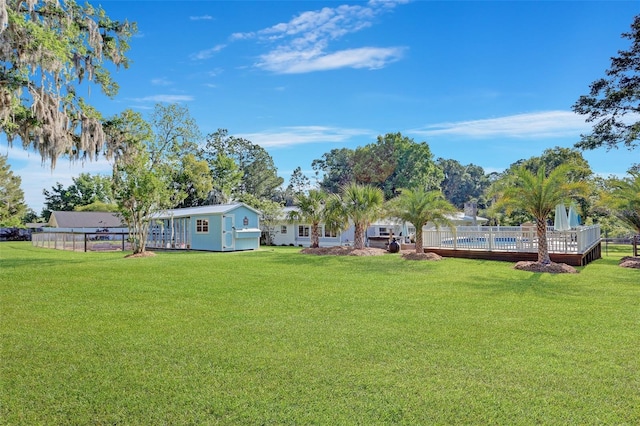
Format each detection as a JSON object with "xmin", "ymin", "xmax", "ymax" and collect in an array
[{"xmin": 188, "ymin": 206, "xmax": 259, "ymax": 251}]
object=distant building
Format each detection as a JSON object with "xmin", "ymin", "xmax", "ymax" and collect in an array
[{"xmin": 46, "ymin": 211, "xmax": 127, "ymax": 232}]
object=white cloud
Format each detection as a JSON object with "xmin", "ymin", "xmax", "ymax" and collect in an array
[
  {"xmin": 238, "ymin": 126, "xmax": 373, "ymax": 148},
  {"xmin": 234, "ymin": 1, "xmax": 408, "ymax": 74},
  {"xmin": 190, "ymin": 15, "xmax": 213, "ymax": 21},
  {"xmin": 409, "ymin": 111, "xmax": 591, "ymax": 139},
  {"xmin": 190, "ymin": 44, "xmax": 226, "ymax": 60},
  {"xmin": 130, "ymin": 94, "xmax": 194, "ymax": 103},
  {"xmin": 258, "ymin": 46, "xmax": 405, "ymax": 74},
  {"xmin": 150, "ymin": 77, "xmax": 172, "ymax": 86}
]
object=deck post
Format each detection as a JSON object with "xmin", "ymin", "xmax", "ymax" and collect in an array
[{"xmin": 488, "ymin": 228, "xmax": 493, "ymax": 251}]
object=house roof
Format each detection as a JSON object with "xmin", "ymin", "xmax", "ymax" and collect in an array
[
  {"xmin": 48, "ymin": 211, "xmax": 125, "ymax": 228},
  {"xmin": 151, "ymin": 203, "xmax": 261, "ymax": 220}
]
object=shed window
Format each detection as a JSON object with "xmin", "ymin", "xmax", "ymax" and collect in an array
[
  {"xmin": 196, "ymin": 219, "xmax": 209, "ymax": 233},
  {"xmin": 281, "ymin": 225, "xmax": 287, "ymax": 234}
]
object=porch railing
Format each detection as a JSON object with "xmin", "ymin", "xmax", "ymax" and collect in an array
[{"xmin": 422, "ymin": 225, "xmax": 601, "ymax": 254}]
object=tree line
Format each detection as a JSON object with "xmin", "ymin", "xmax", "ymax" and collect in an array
[{"xmin": 1, "ymin": 1, "xmax": 639, "ymax": 258}]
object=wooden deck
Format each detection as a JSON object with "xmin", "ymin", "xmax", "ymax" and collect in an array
[
  {"xmin": 416, "ymin": 225, "xmax": 602, "ymax": 266},
  {"xmin": 418, "ymin": 242, "xmax": 601, "ymax": 267}
]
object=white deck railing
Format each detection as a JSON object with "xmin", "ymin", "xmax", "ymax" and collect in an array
[{"xmin": 422, "ymin": 225, "xmax": 600, "ymax": 254}]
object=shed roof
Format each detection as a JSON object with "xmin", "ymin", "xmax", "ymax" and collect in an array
[
  {"xmin": 48, "ymin": 211, "xmax": 125, "ymax": 228},
  {"xmin": 151, "ymin": 203, "xmax": 261, "ymax": 220}
]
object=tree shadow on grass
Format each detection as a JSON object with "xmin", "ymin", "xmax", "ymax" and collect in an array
[{"xmin": 456, "ymin": 260, "xmax": 587, "ymax": 298}]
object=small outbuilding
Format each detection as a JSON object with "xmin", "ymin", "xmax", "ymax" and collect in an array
[{"xmin": 147, "ymin": 203, "xmax": 261, "ymax": 252}]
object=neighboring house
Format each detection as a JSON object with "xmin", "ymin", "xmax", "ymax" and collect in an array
[
  {"xmin": 46, "ymin": 211, "xmax": 127, "ymax": 232},
  {"xmin": 271, "ymin": 206, "xmax": 488, "ymax": 248},
  {"xmin": 147, "ymin": 203, "xmax": 261, "ymax": 252}
]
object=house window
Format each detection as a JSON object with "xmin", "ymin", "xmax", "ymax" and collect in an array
[
  {"xmin": 196, "ymin": 219, "xmax": 209, "ymax": 233},
  {"xmin": 324, "ymin": 227, "xmax": 337, "ymax": 238},
  {"xmin": 281, "ymin": 225, "xmax": 288, "ymax": 234},
  {"xmin": 379, "ymin": 227, "xmax": 389, "ymax": 236},
  {"xmin": 298, "ymin": 225, "xmax": 310, "ymax": 237}
]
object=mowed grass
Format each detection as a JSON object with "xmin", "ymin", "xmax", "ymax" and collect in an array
[{"xmin": 1, "ymin": 242, "xmax": 638, "ymax": 425}]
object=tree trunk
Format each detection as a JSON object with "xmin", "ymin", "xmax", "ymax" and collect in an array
[
  {"xmin": 310, "ymin": 223, "xmax": 320, "ymax": 248},
  {"xmin": 353, "ymin": 223, "xmax": 366, "ymax": 250},
  {"xmin": 536, "ymin": 218, "xmax": 551, "ymax": 264},
  {"xmin": 414, "ymin": 223, "xmax": 424, "ymax": 254}
]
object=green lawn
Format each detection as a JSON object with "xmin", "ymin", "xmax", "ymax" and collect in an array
[{"xmin": 1, "ymin": 242, "xmax": 638, "ymax": 425}]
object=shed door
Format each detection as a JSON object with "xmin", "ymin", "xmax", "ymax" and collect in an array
[{"xmin": 222, "ymin": 215, "xmax": 234, "ymax": 250}]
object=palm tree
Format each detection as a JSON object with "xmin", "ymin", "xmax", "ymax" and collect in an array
[
  {"xmin": 609, "ymin": 171, "xmax": 640, "ymax": 236},
  {"xmin": 327, "ymin": 183, "xmax": 384, "ymax": 250},
  {"xmin": 387, "ymin": 188, "xmax": 458, "ymax": 254},
  {"xmin": 287, "ymin": 189, "xmax": 328, "ymax": 248},
  {"xmin": 493, "ymin": 165, "xmax": 588, "ymax": 264}
]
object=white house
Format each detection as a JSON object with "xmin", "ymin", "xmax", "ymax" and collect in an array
[{"xmin": 269, "ymin": 206, "xmax": 487, "ymax": 248}]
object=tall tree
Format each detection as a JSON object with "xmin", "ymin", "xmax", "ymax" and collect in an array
[
  {"xmin": 0, "ymin": 154, "xmax": 27, "ymax": 227},
  {"xmin": 42, "ymin": 172, "xmax": 114, "ymax": 219},
  {"xmin": 572, "ymin": 14, "xmax": 640, "ymax": 151},
  {"xmin": 71, "ymin": 173, "xmax": 114, "ymax": 206},
  {"xmin": 311, "ymin": 147, "xmax": 355, "ymax": 194},
  {"xmin": 110, "ymin": 105, "xmax": 211, "ymax": 254},
  {"xmin": 279, "ymin": 166, "xmax": 311, "ymax": 206},
  {"xmin": 438, "ymin": 158, "xmax": 492, "ymax": 209},
  {"xmin": 353, "ymin": 132, "xmax": 443, "ymax": 199},
  {"xmin": 287, "ymin": 189, "xmax": 328, "ymax": 248},
  {"xmin": 519, "ymin": 147, "xmax": 593, "ymax": 181},
  {"xmin": 174, "ymin": 153, "xmax": 214, "ymax": 208},
  {"xmin": 203, "ymin": 129, "xmax": 283, "ymax": 201},
  {"xmin": 42, "ymin": 182, "xmax": 79, "ymax": 217},
  {"xmin": 207, "ymin": 152, "xmax": 243, "ymax": 204},
  {"xmin": 386, "ymin": 188, "xmax": 457, "ymax": 254},
  {"xmin": 109, "ymin": 111, "xmax": 156, "ymax": 254},
  {"xmin": 327, "ymin": 183, "xmax": 384, "ymax": 250},
  {"xmin": 0, "ymin": 0, "xmax": 136, "ymax": 166},
  {"xmin": 490, "ymin": 147, "xmax": 594, "ymax": 226},
  {"xmin": 491, "ymin": 165, "xmax": 589, "ymax": 265}
]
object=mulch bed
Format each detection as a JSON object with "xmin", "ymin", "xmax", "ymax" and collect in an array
[
  {"xmin": 514, "ymin": 261, "xmax": 577, "ymax": 274},
  {"xmin": 620, "ymin": 256, "xmax": 640, "ymax": 269},
  {"xmin": 401, "ymin": 251, "xmax": 443, "ymax": 261},
  {"xmin": 300, "ymin": 246, "xmax": 387, "ymax": 256},
  {"xmin": 125, "ymin": 251, "xmax": 157, "ymax": 258},
  {"xmin": 300, "ymin": 246, "xmax": 445, "ymax": 261}
]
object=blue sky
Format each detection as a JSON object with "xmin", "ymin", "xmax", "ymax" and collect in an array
[{"xmin": 3, "ymin": 0, "xmax": 640, "ymax": 212}]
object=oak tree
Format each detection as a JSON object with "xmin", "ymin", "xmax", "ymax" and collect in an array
[
  {"xmin": 573, "ymin": 14, "xmax": 640, "ymax": 151},
  {"xmin": 0, "ymin": 0, "xmax": 135, "ymax": 166}
]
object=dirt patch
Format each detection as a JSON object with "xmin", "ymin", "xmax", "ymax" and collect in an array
[
  {"xmin": 124, "ymin": 251, "xmax": 157, "ymax": 258},
  {"xmin": 514, "ymin": 261, "xmax": 577, "ymax": 274},
  {"xmin": 401, "ymin": 251, "xmax": 443, "ymax": 261},
  {"xmin": 620, "ymin": 256, "xmax": 640, "ymax": 269},
  {"xmin": 300, "ymin": 246, "xmax": 387, "ymax": 256}
]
